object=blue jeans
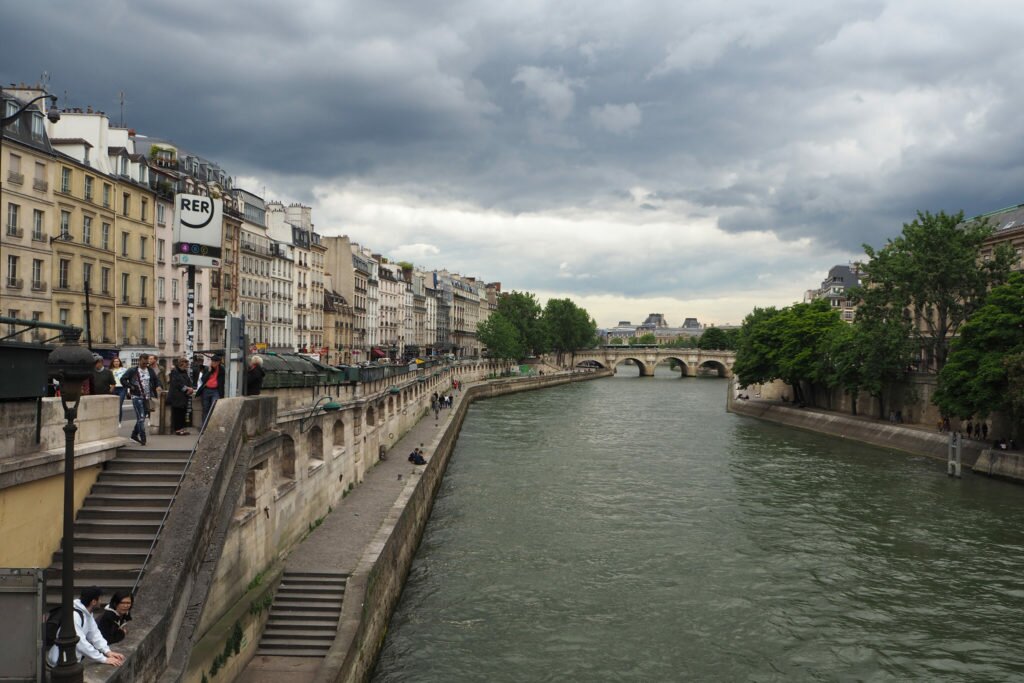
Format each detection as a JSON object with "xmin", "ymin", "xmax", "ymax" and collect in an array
[
  {"xmin": 114, "ymin": 387, "xmax": 127, "ymax": 422},
  {"xmin": 201, "ymin": 391, "xmax": 219, "ymax": 424},
  {"xmin": 131, "ymin": 397, "xmax": 147, "ymax": 440}
]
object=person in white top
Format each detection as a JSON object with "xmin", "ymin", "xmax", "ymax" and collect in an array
[{"xmin": 46, "ymin": 586, "xmax": 125, "ymax": 668}]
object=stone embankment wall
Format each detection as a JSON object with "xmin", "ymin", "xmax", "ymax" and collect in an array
[{"xmin": 314, "ymin": 369, "xmax": 611, "ymax": 683}]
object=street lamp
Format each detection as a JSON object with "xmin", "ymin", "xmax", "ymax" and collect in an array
[
  {"xmin": 47, "ymin": 328, "xmax": 94, "ymax": 683},
  {"xmin": 0, "ymin": 92, "xmax": 60, "ymax": 126}
]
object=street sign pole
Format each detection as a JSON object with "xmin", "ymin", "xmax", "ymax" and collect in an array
[{"xmin": 184, "ymin": 265, "xmax": 195, "ymax": 426}]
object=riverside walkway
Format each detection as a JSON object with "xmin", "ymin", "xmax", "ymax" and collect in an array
[{"xmin": 240, "ymin": 383, "xmax": 473, "ymax": 682}]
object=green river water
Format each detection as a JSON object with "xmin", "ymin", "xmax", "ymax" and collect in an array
[{"xmin": 371, "ymin": 367, "xmax": 1024, "ymax": 682}]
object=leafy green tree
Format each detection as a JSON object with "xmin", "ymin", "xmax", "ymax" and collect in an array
[
  {"xmin": 631, "ymin": 333, "xmax": 657, "ymax": 345},
  {"xmin": 542, "ymin": 298, "xmax": 597, "ymax": 365},
  {"xmin": 665, "ymin": 335, "xmax": 698, "ymax": 348},
  {"xmin": 774, "ymin": 299, "xmax": 844, "ymax": 405},
  {"xmin": 858, "ymin": 210, "xmax": 1014, "ymax": 370},
  {"xmin": 697, "ymin": 327, "xmax": 729, "ymax": 350},
  {"xmin": 496, "ymin": 291, "xmax": 547, "ymax": 355},
  {"xmin": 608, "ymin": 337, "xmax": 624, "ymax": 345},
  {"xmin": 934, "ymin": 272, "xmax": 1024, "ymax": 429},
  {"xmin": 733, "ymin": 306, "xmax": 785, "ymax": 388},
  {"xmin": 476, "ymin": 313, "xmax": 527, "ymax": 361}
]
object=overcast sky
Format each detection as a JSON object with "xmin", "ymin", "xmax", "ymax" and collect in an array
[{"xmin": 5, "ymin": 1, "xmax": 1024, "ymax": 327}]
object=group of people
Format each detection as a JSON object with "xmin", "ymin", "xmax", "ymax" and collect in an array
[
  {"xmin": 431, "ymin": 391, "xmax": 454, "ymax": 412},
  {"xmin": 408, "ymin": 447, "xmax": 427, "ymax": 465},
  {"xmin": 938, "ymin": 417, "xmax": 990, "ymax": 441},
  {"xmin": 45, "ymin": 586, "xmax": 132, "ymax": 669}
]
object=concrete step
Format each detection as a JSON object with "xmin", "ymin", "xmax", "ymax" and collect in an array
[
  {"xmin": 255, "ymin": 647, "xmax": 332, "ymax": 657},
  {"xmin": 53, "ymin": 547, "xmax": 150, "ymax": 565},
  {"xmin": 106, "ymin": 458, "xmax": 190, "ymax": 471},
  {"xmin": 282, "ymin": 571, "xmax": 349, "ymax": 581},
  {"xmin": 85, "ymin": 494, "xmax": 175, "ymax": 506},
  {"xmin": 280, "ymin": 578, "xmax": 347, "ymax": 588},
  {"xmin": 117, "ymin": 448, "xmax": 193, "ymax": 459},
  {"xmin": 77, "ymin": 507, "xmax": 167, "ymax": 521},
  {"xmin": 75, "ymin": 519, "xmax": 162, "ymax": 533},
  {"xmin": 262, "ymin": 629, "xmax": 335, "ymax": 641},
  {"xmin": 259, "ymin": 637, "xmax": 331, "ymax": 649},
  {"xmin": 270, "ymin": 601, "xmax": 341, "ymax": 614},
  {"xmin": 274, "ymin": 591, "xmax": 345, "ymax": 602},
  {"xmin": 48, "ymin": 559, "xmax": 144, "ymax": 573},
  {"xmin": 99, "ymin": 471, "xmax": 184, "ymax": 484},
  {"xmin": 73, "ymin": 532, "xmax": 157, "ymax": 545},
  {"xmin": 265, "ymin": 610, "xmax": 340, "ymax": 622},
  {"xmin": 91, "ymin": 482, "xmax": 179, "ymax": 495},
  {"xmin": 264, "ymin": 619, "xmax": 337, "ymax": 630}
]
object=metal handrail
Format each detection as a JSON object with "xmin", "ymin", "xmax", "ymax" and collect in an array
[{"xmin": 131, "ymin": 404, "xmax": 214, "ymax": 595}]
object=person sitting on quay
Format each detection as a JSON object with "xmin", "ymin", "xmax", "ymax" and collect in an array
[
  {"xmin": 408, "ymin": 448, "xmax": 427, "ymax": 465},
  {"xmin": 46, "ymin": 586, "xmax": 125, "ymax": 668}
]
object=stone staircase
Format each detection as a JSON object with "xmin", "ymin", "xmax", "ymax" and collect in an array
[
  {"xmin": 256, "ymin": 571, "xmax": 348, "ymax": 657},
  {"xmin": 45, "ymin": 447, "xmax": 192, "ymax": 609}
]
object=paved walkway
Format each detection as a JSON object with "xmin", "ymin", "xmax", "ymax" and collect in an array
[{"xmin": 241, "ymin": 388, "xmax": 468, "ymax": 682}]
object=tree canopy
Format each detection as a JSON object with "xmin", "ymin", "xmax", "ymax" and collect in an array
[
  {"xmin": 542, "ymin": 298, "xmax": 597, "ymax": 364},
  {"xmin": 933, "ymin": 272, "xmax": 1024, "ymax": 422},
  {"xmin": 857, "ymin": 210, "xmax": 1014, "ymax": 370},
  {"xmin": 495, "ymin": 291, "xmax": 546, "ymax": 356},
  {"xmin": 476, "ymin": 312, "xmax": 527, "ymax": 361},
  {"xmin": 697, "ymin": 327, "xmax": 733, "ymax": 350}
]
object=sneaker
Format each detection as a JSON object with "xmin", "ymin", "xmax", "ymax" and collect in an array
[
  {"xmin": 118, "ymin": 422, "xmax": 122, "ymax": 428},
  {"xmin": 140, "ymin": 435, "xmax": 147, "ymax": 446},
  {"xmin": 130, "ymin": 434, "xmax": 142, "ymax": 444}
]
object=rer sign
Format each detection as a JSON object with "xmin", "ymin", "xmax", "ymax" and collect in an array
[{"xmin": 172, "ymin": 193, "xmax": 224, "ymax": 269}]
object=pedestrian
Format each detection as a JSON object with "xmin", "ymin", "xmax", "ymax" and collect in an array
[
  {"xmin": 168, "ymin": 357, "xmax": 195, "ymax": 435},
  {"xmin": 121, "ymin": 355, "xmax": 162, "ymax": 445},
  {"xmin": 982, "ymin": 422, "xmax": 989, "ymax": 440},
  {"xmin": 966, "ymin": 420, "xmax": 974, "ymax": 439},
  {"xmin": 246, "ymin": 355, "xmax": 266, "ymax": 396},
  {"xmin": 96, "ymin": 591, "xmax": 133, "ymax": 645},
  {"xmin": 45, "ymin": 586, "xmax": 124, "ymax": 668},
  {"xmin": 91, "ymin": 354, "xmax": 116, "ymax": 395},
  {"xmin": 110, "ymin": 357, "xmax": 128, "ymax": 427},
  {"xmin": 196, "ymin": 354, "xmax": 225, "ymax": 423}
]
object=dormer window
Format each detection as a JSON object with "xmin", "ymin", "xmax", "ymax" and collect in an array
[
  {"xmin": 120, "ymin": 157, "xmax": 128, "ymax": 176},
  {"xmin": 31, "ymin": 113, "xmax": 44, "ymax": 141}
]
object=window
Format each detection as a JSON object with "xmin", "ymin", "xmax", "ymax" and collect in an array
[
  {"xmin": 172, "ymin": 318, "xmax": 179, "ymax": 343},
  {"xmin": 32, "ymin": 210, "xmax": 43, "ymax": 240},
  {"xmin": 158, "ymin": 277, "xmax": 165, "ymax": 301},
  {"xmin": 59, "ymin": 211, "xmax": 70, "ymax": 239},
  {"xmin": 157, "ymin": 203, "xmax": 166, "ymax": 225},
  {"xmin": 197, "ymin": 319, "xmax": 204, "ymax": 343},
  {"xmin": 82, "ymin": 215, "xmax": 92, "ymax": 244},
  {"xmin": 6, "ymin": 203, "xmax": 18, "ymax": 234},
  {"xmin": 102, "ymin": 184, "xmax": 111, "ymax": 208},
  {"xmin": 34, "ymin": 162, "xmax": 46, "ymax": 190},
  {"xmin": 139, "ymin": 236, "xmax": 147, "ymax": 261},
  {"xmin": 8, "ymin": 153, "xmax": 21, "ymax": 179},
  {"xmin": 141, "ymin": 198, "xmax": 148, "ymax": 221},
  {"xmin": 140, "ymin": 318, "xmax": 148, "ymax": 342},
  {"xmin": 60, "ymin": 167, "xmax": 71, "ymax": 193},
  {"xmin": 157, "ymin": 239, "xmax": 165, "ymax": 263},
  {"xmin": 121, "ymin": 272, "xmax": 129, "ymax": 304},
  {"xmin": 84, "ymin": 176, "xmax": 94, "ymax": 201},
  {"xmin": 58, "ymin": 259, "xmax": 70, "ymax": 289},
  {"xmin": 31, "ymin": 112, "xmax": 44, "ymax": 141},
  {"xmin": 140, "ymin": 275, "xmax": 148, "ymax": 305},
  {"xmin": 82, "ymin": 262, "xmax": 93, "ymax": 289},
  {"xmin": 120, "ymin": 157, "xmax": 128, "ymax": 177},
  {"xmin": 121, "ymin": 317, "xmax": 129, "ymax": 342},
  {"xmin": 101, "ymin": 312, "xmax": 110, "ymax": 341},
  {"xmin": 4, "ymin": 100, "xmax": 20, "ymax": 132},
  {"xmin": 102, "ymin": 223, "xmax": 110, "ymax": 250},
  {"xmin": 121, "ymin": 232, "xmax": 129, "ymax": 257},
  {"xmin": 158, "ymin": 317, "xmax": 165, "ymax": 343},
  {"xmin": 122, "ymin": 193, "xmax": 130, "ymax": 216},
  {"xmin": 6, "ymin": 255, "xmax": 18, "ymax": 284},
  {"xmin": 31, "ymin": 259, "xmax": 42, "ymax": 288},
  {"xmin": 101, "ymin": 267, "xmax": 110, "ymax": 294},
  {"xmin": 172, "ymin": 279, "xmax": 179, "ymax": 302},
  {"xmin": 60, "ymin": 309, "xmax": 70, "ymax": 327}
]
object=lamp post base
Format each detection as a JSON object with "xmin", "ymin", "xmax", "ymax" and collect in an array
[{"xmin": 50, "ymin": 633, "xmax": 83, "ymax": 682}]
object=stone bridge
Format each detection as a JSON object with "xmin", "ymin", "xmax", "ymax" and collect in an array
[{"xmin": 569, "ymin": 346, "xmax": 736, "ymax": 378}]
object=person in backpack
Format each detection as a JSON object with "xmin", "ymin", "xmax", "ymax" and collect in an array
[{"xmin": 46, "ymin": 586, "xmax": 125, "ymax": 668}]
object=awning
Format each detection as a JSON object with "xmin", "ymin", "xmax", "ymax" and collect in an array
[{"xmin": 371, "ymin": 347, "xmax": 386, "ymax": 358}]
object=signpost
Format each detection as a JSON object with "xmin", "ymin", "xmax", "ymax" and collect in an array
[{"xmin": 172, "ymin": 194, "xmax": 223, "ymax": 426}]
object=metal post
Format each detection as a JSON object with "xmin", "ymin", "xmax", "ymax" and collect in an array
[
  {"xmin": 83, "ymin": 279, "xmax": 93, "ymax": 350},
  {"xmin": 51, "ymin": 398, "xmax": 83, "ymax": 682},
  {"xmin": 184, "ymin": 266, "xmax": 196, "ymax": 427},
  {"xmin": 948, "ymin": 432, "xmax": 962, "ymax": 477}
]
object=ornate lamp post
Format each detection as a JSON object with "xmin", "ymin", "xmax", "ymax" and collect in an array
[{"xmin": 47, "ymin": 329, "xmax": 95, "ymax": 682}]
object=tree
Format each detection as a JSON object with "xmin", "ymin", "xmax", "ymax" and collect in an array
[
  {"xmin": 774, "ymin": 299, "xmax": 844, "ymax": 405},
  {"xmin": 476, "ymin": 313, "xmax": 526, "ymax": 361},
  {"xmin": 933, "ymin": 272, "xmax": 1024, "ymax": 430},
  {"xmin": 733, "ymin": 306, "xmax": 785, "ymax": 388},
  {"xmin": 496, "ymin": 291, "xmax": 547, "ymax": 355},
  {"xmin": 542, "ymin": 298, "xmax": 597, "ymax": 365},
  {"xmin": 697, "ymin": 327, "xmax": 730, "ymax": 350},
  {"xmin": 608, "ymin": 337, "xmax": 624, "ymax": 345},
  {"xmin": 858, "ymin": 210, "xmax": 1014, "ymax": 371},
  {"xmin": 631, "ymin": 333, "xmax": 656, "ymax": 345}
]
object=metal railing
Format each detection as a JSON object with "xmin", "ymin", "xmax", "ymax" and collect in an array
[{"xmin": 131, "ymin": 405, "xmax": 214, "ymax": 596}]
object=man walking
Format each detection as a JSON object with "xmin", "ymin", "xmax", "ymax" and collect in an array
[{"xmin": 121, "ymin": 355, "xmax": 162, "ymax": 445}]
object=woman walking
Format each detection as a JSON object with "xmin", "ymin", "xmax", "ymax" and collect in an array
[
  {"xmin": 168, "ymin": 357, "xmax": 195, "ymax": 435},
  {"xmin": 110, "ymin": 357, "xmax": 128, "ymax": 427}
]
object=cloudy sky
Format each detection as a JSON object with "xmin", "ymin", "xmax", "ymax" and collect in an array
[{"xmin": 5, "ymin": 1, "xmax": 1024, "ymax": 326}]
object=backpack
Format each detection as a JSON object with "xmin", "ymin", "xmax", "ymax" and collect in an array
[{"xmin": 43, "ymin": 605, "xmax": 87, "ymax": 649}]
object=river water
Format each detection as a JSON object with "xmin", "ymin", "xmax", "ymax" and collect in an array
[{"xmin": 372, "ymin": 367, "xmax": 1024, "ymax": 682}]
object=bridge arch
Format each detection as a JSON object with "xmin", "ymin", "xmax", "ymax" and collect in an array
[
  {"xmin": 610, "ymin": 357, "xmax": 650, "ymax": 376},
  {"xmin": 698, "ymin": 360, "xmax": 729, "ymax": 377},
  {"xmin": 662, "ymin": 356, "xmax": 694, "ymax": 378}
]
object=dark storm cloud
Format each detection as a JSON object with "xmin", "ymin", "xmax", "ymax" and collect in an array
[{"xmin": 6, "ymin": 0, "xmax": 1024, "ymax": 322}]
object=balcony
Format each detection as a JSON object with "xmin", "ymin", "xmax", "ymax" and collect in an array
[
  {"xmin": 31, "ymin": 280, "xmax": 46, "ymax": 292},
  {"xmin": 158, "ymin": 295, "xmax": 166, "ymax": 303},
  {"xmin": 31, "ymin": 230, "xmax": 44, "ymax": 242},
  {"xmin": 6, "ymin": 226, "xmax": 23, "ymax": 238},
  {"xmin": 139, "ymin": 338, "xmax": 149, "ymax": 345},
  {"xmin": 6, "ymin": 277, "xmax": 23, "ymax": 289},
  {"xmin": 122, "ymin": 337, "xmax": 130, "ymax": 345},
  {"xmin": 140, "ymin": 297, "xmax": 148, "ymax": 306},
  {"xmin": 8, "ymin": 171, "xmax": 23, "ymax": 185},
  {"xmin": 33, "ymin": 178, "xmax": 48, "ymax": 192}
]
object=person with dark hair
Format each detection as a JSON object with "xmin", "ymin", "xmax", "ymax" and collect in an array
[
  {"xmin": 196, "ymin": 354, "xmax": 226, "ymax": 423},
  {"xmin": 121, "ymin": 355, "xmax": 162, "ymax": 446},
  {"xmin": 46, "ymin": 586, "xmax": 124, "ymax": 667},
  {"xmin": 97, "ymin": 591, "xmax": 133, "ymax": 644},
  {"xmin": 92, "ymin": 354, "xmax": 115, "ymax": 395},
  {"xmin": 168, "ymin": 357, "xmax": 196, "ymax": 435}
]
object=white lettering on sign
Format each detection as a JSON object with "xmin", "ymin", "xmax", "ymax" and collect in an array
[{"xmin": 179, "ymin": 196, "xmax": 216, "ymax": 228}]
